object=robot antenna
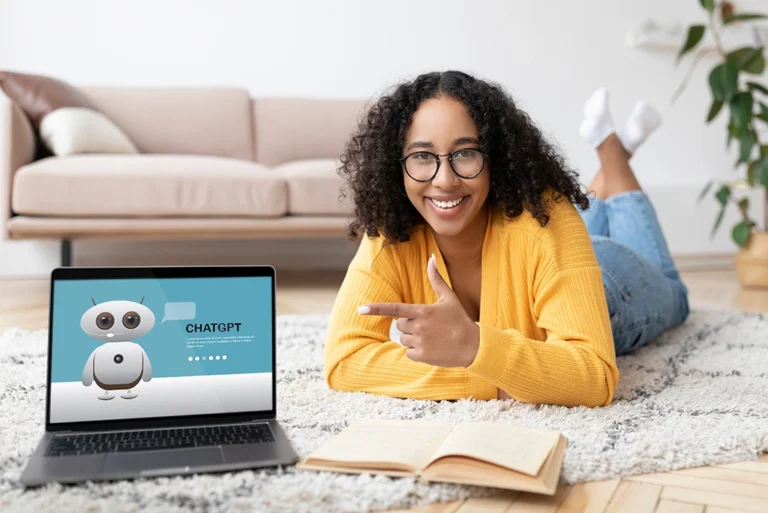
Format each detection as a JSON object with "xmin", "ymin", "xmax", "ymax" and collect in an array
[{"xmin": 91, "ymin": 297, "xmax": 96, "ymax": 306}]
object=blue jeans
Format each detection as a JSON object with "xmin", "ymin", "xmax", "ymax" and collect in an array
[{"xmin": 578, "ymin": 191, "xmax": 690, "ymax": 355}]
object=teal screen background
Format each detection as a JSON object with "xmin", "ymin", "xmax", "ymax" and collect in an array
[{"xmin": 51, "ymin": 277, "xmax": 273, "ymax": 383}]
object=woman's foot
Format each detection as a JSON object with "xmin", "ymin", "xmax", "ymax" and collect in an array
[
  {"xmin": 619, "ymin": 101, "xmax": 662, "ymax": 155},
  {"xmin": 579, "ymin": 87, "xmax": 614, "ymax": 149}
]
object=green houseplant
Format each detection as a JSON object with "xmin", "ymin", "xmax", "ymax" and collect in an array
[{"xmin": 676, "ymin": 0, "xmax": 768, "ymax": 287}]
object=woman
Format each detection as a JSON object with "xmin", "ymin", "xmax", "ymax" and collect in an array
[{"xmin": 324, "ymin": 71, "xmax": 689, "ymax": 407}]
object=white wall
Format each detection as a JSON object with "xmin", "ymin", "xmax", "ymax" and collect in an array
[{"xmin": 0, "ymin": 0, "xmax": 765, "ymax": 274}]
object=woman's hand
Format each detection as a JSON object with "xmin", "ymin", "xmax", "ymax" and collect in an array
[{"xmin": 358, "ymin": 254, "xmax": 480, "ymax": 368}]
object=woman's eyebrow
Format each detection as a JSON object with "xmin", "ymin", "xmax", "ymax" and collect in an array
[
  {"xmin": 405, "ymin": 141, "xmax": 434, "ymax": 151},
  {"xmin": 453, "ymin": 137, "xmax": 480, "ymax": 146},
  {"xmin": 405, "ymin": 137, "xmax": 479, "ymax": 152}
]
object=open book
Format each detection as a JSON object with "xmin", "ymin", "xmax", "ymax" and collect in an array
[{"xmin": 296, "ymin": 418, "xmax": 568, "ymax": 495}]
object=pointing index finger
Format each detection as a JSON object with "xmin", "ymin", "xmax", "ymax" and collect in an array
[{"xmin": 358, "ymin": 303, "xmax": 422, "ymax": 318}]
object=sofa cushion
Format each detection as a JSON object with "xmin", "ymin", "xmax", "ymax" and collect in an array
[
  {"xmin": 273, "ymin": 159, "xmax": 352, "ymax": 215},
  {"xmin": 81, "ymin": 87, "xmax": 254, "ymax": 160},
  {"xmin": 12, "ymin": 155, "xmax": 287, "ymax": 218},
  {"xmin": 253, "ymin": 99, "xmax": 368, "ymax": 166}
]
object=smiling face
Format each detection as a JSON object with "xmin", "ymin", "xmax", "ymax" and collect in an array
[
  {"xmin": 80, "ymin": 300, "xmax": 155, "ymax": 342},
  {"xmin": 401, "ymin": 96, "xmax": 491, "ymax": 238}
]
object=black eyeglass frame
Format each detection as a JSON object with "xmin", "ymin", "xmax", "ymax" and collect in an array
[{"xmin": 398, "ymin": 148, "xmax": 488, "ymax": 182}]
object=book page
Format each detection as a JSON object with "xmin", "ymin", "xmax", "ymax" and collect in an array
[
  {"xmin": 306, "ymin": 418, "xmax": 457, "ymax": 471},
  {"xmin": 425, "ymin": 422, "xmax": 561, "ymax": 476},
  {"xmin": 421, "ymin": 435, "xmax": 568, "ymax": 496}
]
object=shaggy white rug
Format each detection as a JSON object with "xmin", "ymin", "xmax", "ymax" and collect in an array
[{"xmin": 1, "ymin": 308, "xmax": 767, "ymax": 513}]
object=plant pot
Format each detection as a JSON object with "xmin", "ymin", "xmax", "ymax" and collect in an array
[{"xmin": 734, "ymin": 231, "xmax": 768, "ymax": 289}]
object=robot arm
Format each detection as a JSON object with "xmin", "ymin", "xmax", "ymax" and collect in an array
[
  {"xmin": 141, "ymin": 348, "xmax": 152, "ymax": 382},
  {"xmin": 82, "ymin": 349, "xmax": 97, "ymax": 386}
]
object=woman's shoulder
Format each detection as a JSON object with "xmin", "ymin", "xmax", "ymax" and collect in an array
[
  {"xmin": 492, "ymin": 189, "xmax": 595, "ymax": 269},
  {"xmin": 493, "ymin": 189, "xmax": 584, "ymax": 240}
]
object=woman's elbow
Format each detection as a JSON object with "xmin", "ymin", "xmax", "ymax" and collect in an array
[
  {"xmin": 324, "ymin": 359, "xmax": 361, "ymax": 393},
  {"xmin": 324, "ymin": 361, "xmax": 344, "ymax": 391},
  {"xmin": 563, "ymin": 361, "xmax": 618, "ymax": 408},
  {"xmin": 583, "ymin": 366, "xmax": 617, "ymax": 407}
]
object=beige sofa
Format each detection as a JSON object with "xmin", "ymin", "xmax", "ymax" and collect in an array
[{"xmin": 0, "ymin": 87, "xmax": 367, "ymax": 264}]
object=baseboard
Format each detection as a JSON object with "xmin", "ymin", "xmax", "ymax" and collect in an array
[
  {"xmin": 71, "ymin": 238, "xmax": 359, "ymax": 272},
  {"xmin": 674, "ymin": 253, "xmax": 735, "ymax": 272}
]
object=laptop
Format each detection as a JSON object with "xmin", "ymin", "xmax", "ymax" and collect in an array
[{"xmin": 20, "ymin": 265, "xmax": 298, "ymax": 486}]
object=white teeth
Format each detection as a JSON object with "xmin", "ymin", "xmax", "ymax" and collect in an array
[{"xmin": 430, "ymin": 197, "xmax": 465, "ymax": 209}]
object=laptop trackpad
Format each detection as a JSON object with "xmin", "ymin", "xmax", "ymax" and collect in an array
[{"xmin": 103, "ymin": 447, "xmax": 224, "ymax": 476}]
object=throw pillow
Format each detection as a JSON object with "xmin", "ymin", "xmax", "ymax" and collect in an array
[
  {"xmin": 0, "ymin": 71, "xmax": 139, "ymax": 155},
  {"xmin": 39, "ymin": 107, "xmax": 138, "ymax": 156},
  {"xmin": 0, "ymin": 71, "xmax": 96, "ymax": 129}
]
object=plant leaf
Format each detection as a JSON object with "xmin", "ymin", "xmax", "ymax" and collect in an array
[
  {"xmin": 761, "ymin": 145, "xmax": 768, "ymax": 156},
  {"xmin": 738, "ymin": 197, "xmax": 750, "ymax": 212},
  {"xmin": 748, "ymin": 160, "xmax": 757, "ymax": 185},
  {"xmin": 716, "ymin": 184, "xmax": 732, "ymax": 206},
  {"xmin": 753, "ymin": 156, "xmax": 768, "ymax": 186},
  {"xmin": 732, "ymin": 220, "xmax": 753, "ymax": 246},
  {"xmin": 709, "ymin": 60, "xmax": 740, "ymax": 101},
  {"xmin": 758, "ymin": 103, "xmax": 768, "ymax": 124},
  {"xmin": 697, "ymin": 181, "xmax": 714, "ymax": 204},
  {"xmin": 728, "ymin": 47, "xmax": 754, "ymax": 63},
  {"xmin": 729, "ymin": 121, "xmax": 746, "ymax": 139},
  {"xmin": 739, "ymin": 130, "xmax": 756, "ymax": 163},
  {"xmin": 724, "ymin": 13, "xmax": 768, "ymax": 24},
  {"xmin": 678, "ymin": 25, "xmax": 706, "ymax": 63},
  {"xmin": 730, "ymin": 91, "xmax": 754, "ymax": 130},
  {"xmin": 727, "ymin": 47, "xmax": 766, "ymax": 74},
  {"xmin": 700, "ymin": 0, "xmax": 715, "ymax": 12},
  {"xmin": 747, "ymin": 81, "xmax": 768, "ymax": 95},
  {"xmin": 707, "ymin": 99, "xmax": 724, "ymax": 122},
  {"xmin": 744, "ymin": 49, "xmax": 765, "ymax": 74},
  {"xmin": 712, "ymin": 206, "xmax": 726, "ymax": 238}
]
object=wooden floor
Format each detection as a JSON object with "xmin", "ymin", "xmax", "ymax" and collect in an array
[{"xmin": 2, "ymin": 268, "xmax": 767, "ymax": 513}]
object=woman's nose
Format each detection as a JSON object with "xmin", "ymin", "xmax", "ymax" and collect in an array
[{"xmin": 431, "ymin": 157, "xmax": 460, "ymax": 189}]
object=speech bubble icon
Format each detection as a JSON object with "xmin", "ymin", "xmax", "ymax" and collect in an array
[{"xmin": 162, "ymin": 302, "xmax": 196, "ymax": 323}]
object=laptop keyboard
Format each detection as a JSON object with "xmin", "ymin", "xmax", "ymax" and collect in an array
[{"xmin": 45, "ymin": 423, "xmax": 274, "ymax": 457}]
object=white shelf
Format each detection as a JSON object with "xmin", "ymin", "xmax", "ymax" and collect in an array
[{"xmin": 627, "ymin": 18, "xmax": 768, "ymax": 52}]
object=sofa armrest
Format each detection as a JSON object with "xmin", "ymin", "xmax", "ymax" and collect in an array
[{"xmin": 0, "ymin": 91, "xmax": 36, "ymax": 239}]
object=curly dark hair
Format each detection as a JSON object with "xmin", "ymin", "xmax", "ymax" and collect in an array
[{"xmin": 339, "ymin": 70, "xmax": 590, "ymax": 242}]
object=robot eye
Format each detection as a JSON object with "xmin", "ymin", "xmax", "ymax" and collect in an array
[
  {"xmin": 96, "ymin": 312, "xmax": 114, "ymax": 330},
  {"xmin": 123, "ymin": 311, "xmax": 141, "ymax": 329}
]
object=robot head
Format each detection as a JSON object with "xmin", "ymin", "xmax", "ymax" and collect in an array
[{"xmin": 81, "ymin": 297, "xmax": 155, "ymax": 342}]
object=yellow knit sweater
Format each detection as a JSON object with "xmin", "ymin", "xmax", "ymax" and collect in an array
[{"xmin": 324, "ymin": 196, "xmax": 619, "ymax": 407}]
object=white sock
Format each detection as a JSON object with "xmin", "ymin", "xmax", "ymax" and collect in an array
[
  {"xmin": 579, "ymin": 87, "xmax": 615, "ymax": 149},
  {"xmin": 618, "ymin": 101, "xmax": 661, "ymax": 154}
]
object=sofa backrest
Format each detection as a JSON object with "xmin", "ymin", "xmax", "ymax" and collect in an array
[
  {"xmin": 81, "ymin": 87, "xmax": 254, "ymax": 160},
  {"xmin": 252, "ymin": 98, "xmax": 368, "ymax": 166}
]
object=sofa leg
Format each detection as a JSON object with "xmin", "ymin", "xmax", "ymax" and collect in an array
[{"xmin": 61, "ymin": 239, "xmax": 73, "ymax": 267}]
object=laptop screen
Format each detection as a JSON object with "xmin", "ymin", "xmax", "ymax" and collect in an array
[{"xmin": 48, "ymin": 273, "xmax": 274, "ymax": 424}]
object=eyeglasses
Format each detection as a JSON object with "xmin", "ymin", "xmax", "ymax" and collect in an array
[{"xmin": 399, "ymin": 148, "xmax": 487, "ymax": 182}]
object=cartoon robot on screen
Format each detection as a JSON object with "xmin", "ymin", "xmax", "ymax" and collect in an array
[{"xmin": 81, "ymin": 297, "xmax": 154, "ymax": 400}]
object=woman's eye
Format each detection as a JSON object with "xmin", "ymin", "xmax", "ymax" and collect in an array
[
  {"xmin": 412, "ymin": 153, "xmax": 431, "ymax": 160},
  {"xmin": 454, "ymin": 149, "xmax": 473, "ymax": 159}
]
